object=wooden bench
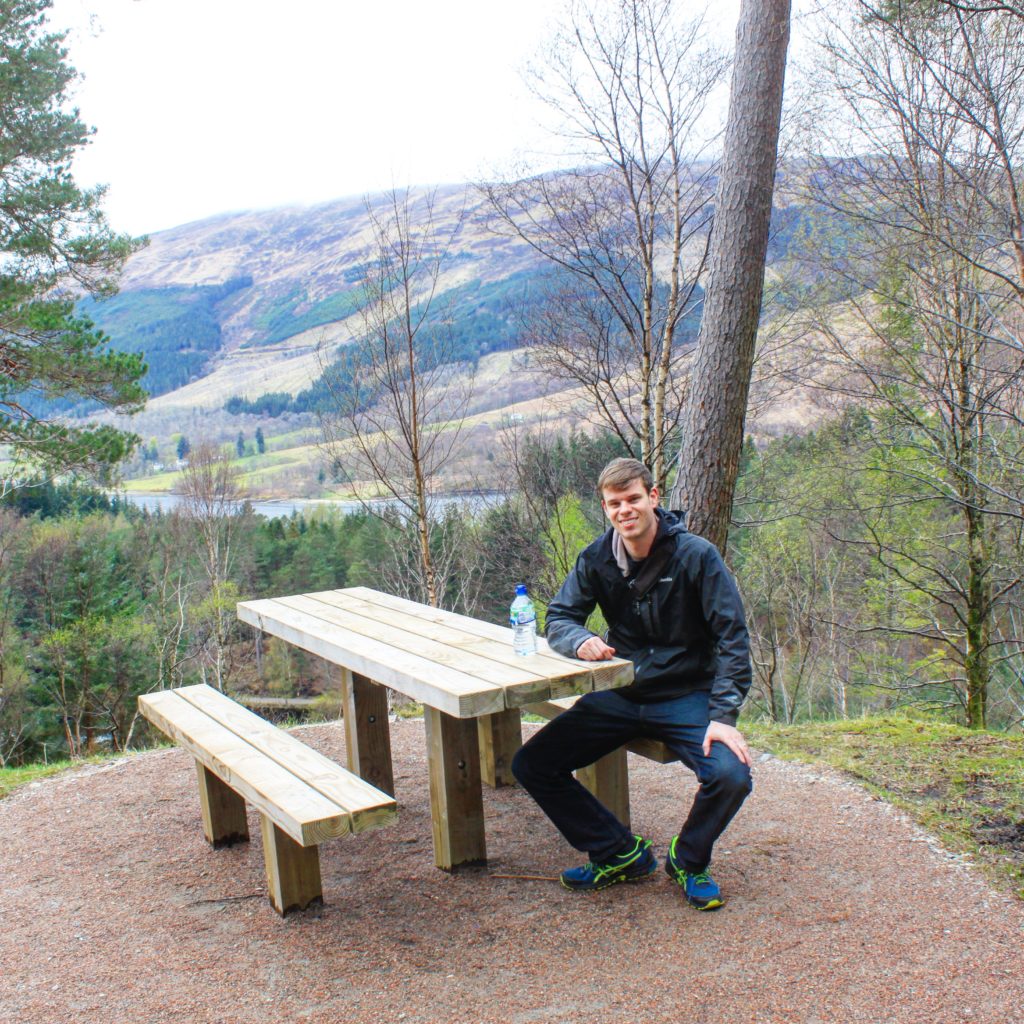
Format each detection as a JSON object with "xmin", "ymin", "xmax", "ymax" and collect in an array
[
  {"xmin": 525, "ymin": 695, "xmax": 677, "ymax": 829},
  {"xmin": 138, "ymin": 683, "xmax": 397, "ymax": 915}
]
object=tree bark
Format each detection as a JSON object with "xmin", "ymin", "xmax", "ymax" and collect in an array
[{"xmin": 669, "ymin": 0, "xmax": 791, "ymax": 550}]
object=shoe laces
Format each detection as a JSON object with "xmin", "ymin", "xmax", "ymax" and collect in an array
[
  {"xmin": 588, "ymin": 838, "xmax": 644, "ymax": 878},
  {"xmin": 688, "ymin": 869, "xmax": 713, "ymax": 886}
]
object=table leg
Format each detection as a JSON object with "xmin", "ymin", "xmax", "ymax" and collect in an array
[
  {"xmin": 340, "ymin": 667, "xmax": 395, "ymax": 796},
  {"xmin": 477, "ymin": 708, "xmax": 522, "ymax": 788},
  {"xmin": 577, "ymin": 747, "xmax": 631, "ymax": 829},
  {"xmin": 423, "ymin": 707, "xmax": 487, "ymax": 870}
]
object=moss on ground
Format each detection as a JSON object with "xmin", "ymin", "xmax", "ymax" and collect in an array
[{"xmin": 745, "ymin": 715, "xmax": 1024, "ymax": 898}]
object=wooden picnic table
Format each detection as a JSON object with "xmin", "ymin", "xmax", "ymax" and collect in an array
[{"xmin": 237, "ymin": 586, "xmax": 634, "ymax": 869}]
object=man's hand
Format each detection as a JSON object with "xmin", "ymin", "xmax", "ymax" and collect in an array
[
  {"xmin": 576, "ymin": 636, "xmax": 616, "ymax": 661},
  {"xmin": 702, "ymin": 720, "xmax": 752, "ymax": 766}
]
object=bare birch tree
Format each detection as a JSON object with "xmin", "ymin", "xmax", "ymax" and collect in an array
[
  {"xmin": 791, "ymin": 0, "xmax": 1024, "ymax": 726},
  {"xmin": 483, "ymin": 0, "xmax": 728, "ymax": 489},
  {"xmin": 177, "ymin": 442, "xmax": 248, "ymax": 690},
  {"xmin": 930, "ymin": 1, "xmax": 1024, "ymax": 14},
  {"xmin": 317, "ymin": 188, "xmax": 471, "ymax": 608},
  {"xmin": 0, "ymin": 510, "xmax": 29, "ymax": 764}
]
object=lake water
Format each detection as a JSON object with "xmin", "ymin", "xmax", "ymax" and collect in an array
[{"xmin": 116, "ymin": 491, "xmax": 503, "ymax": 520}]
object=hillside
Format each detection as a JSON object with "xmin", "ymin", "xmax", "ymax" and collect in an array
[
  {"xmin": 88, "ymin": 185, "xmax": 543, "ymax": 405},
  {"xmin": 75, "ymin": 174, "xmax": 826, "ymax": 498}
]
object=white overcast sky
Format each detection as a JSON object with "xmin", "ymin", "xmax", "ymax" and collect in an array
[{"xmin": 51, "ymin": 0, "xmax": 766, "ymax": 236}]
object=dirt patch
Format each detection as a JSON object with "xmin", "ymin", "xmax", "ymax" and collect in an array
[
  {"xmin": 974, "ymin": 816, "xmax": 1024, "ymax": 860},
  {"xmin": 2, "ymin": 721, "xmax": 1024, "ymax": 1024}
]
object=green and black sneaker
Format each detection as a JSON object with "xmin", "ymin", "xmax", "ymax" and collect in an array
[
  {"xmin": 560, "ymin": 835, "xmax": 657, "ymax": 892},
  {"xmin": 664, "ymin": 835, "xmax": 723, "ymax": 910}
]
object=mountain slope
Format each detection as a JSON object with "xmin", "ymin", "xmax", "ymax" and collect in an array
[
  {"xmin": 89, "ymin": 185, "xmax": 546, "ymax": 406},
  {"xmin": 79, "ymin": 173, "xmax": 832, "ymax": 497}
]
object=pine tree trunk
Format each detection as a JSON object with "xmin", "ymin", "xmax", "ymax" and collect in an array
[{"xmin": 669, "ymin": 0, "xmax": 790, "ymax": 550}]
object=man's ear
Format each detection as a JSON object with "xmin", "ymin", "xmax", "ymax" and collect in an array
[{"xmin": 649, "ymin": 486, "xmax": 660, "ymax": 506}]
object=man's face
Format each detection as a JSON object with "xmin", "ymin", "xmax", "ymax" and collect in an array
[{"xmin": 601, "ymin": 478, "xmax": 659, "ymax": 549}]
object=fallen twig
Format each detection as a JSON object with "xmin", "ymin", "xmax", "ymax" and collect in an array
[
  {"xmin": 189, "ymin": 893, "xmax": 264, "ymax": 905},
  {"xmin": 488, "ymin": 873, "xmax": 559, "ymax": 882}
]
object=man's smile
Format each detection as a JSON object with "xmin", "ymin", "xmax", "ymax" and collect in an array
[{"xmin": 602, "ymin": 479, "xmax": 661, "ymax": 557}]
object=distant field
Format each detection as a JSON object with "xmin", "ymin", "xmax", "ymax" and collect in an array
[{"xmin": 117, "ymin": 348, "xmax": 585, "ymax": 498}]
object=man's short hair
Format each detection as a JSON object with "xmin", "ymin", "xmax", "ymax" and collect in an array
[{"xmin": 597, "ymin": 457, "xmax": 655, "ymax": 496}]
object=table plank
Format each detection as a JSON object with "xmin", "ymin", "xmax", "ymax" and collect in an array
[
  {"xmin": 339, "ymin": 589, "xmax": 630, "ymax": 700},
  {"xmin": 315, "ymin": 593, "xmax": 598, "ymax": 696},
  {"xmin": 285, "ymin": 593, "xmax": 597, "ymax": 706},
  {"xmin": 343, "ymin": 586, "xmax": 529, "ymax": 644},
  {"xmin": 238, "ymin": 598, "xmax": 506, "ymax": 717},
  {"xmin": 282, "ymin": 594, "xmax": 548, "ymax": 689}
]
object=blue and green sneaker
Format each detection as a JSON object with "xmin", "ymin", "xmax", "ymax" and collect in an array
[
  {"xmin": 560, "ymin": 835, "xmax": 657, "ymax": 892},
  {"xmin": 665, "ymin": 836, "xmax": 723, "ymax": 910}
]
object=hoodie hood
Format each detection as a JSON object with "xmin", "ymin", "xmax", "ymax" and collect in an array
[{"xmin": 610, "ymin": 507, "xmax": 688, "ymax": 576}]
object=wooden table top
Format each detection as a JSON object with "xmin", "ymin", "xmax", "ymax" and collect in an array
[{"xmin": 237, "ymin": 586, "xmax": 634, "ymax": 718}]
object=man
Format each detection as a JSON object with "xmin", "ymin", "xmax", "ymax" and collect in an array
[{"xmin": 511, "ymin": 457, "xmax": 753, "ymax": 910}]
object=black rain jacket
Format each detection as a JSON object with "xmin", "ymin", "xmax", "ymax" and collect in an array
[{"xmin": 545, "ymin": 508, "xmax": 752, "ymax": 725}]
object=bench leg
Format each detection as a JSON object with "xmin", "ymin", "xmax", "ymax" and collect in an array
[
  {"xmin": 260, "ymin": 814, "xmax": 323, "ymax": 916},
  {"xmin": 577, "ymin": 747, "xmax": 631, "ymax": 830},
  {"xmin": 477, "ymin": 709, "xmax": 522, "ymax": 788},
  {"xmin": 340, "ymin": 668, "xmax": 395, "ymax": 796},
  {"xmin": 423, "ymin": 707, "xmax": 487, "ymax": 870},
  {"xmin": 195, "ymin": 761, "xmax": 249, "ymax": 847}
]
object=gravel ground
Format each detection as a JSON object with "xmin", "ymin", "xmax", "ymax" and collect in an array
[{"xmin": 2, "ymin": 720, "xmax": 1022, "ymax": 1024}]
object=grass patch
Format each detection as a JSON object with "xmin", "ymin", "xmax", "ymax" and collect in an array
[
  {"xmin": 0, "ymin": 752, "xmax": 136, "ymax": 800},
  {"xmin": 744, "ymin": 715, "xmax": 1024, "ymax": 897},
  {"xmin": 122, "ymin": 470, "xmax": 182, "ymax": 493},
  {"xmin": 392, "ymin": 700, "xmax": 425, "ymax": 720}
]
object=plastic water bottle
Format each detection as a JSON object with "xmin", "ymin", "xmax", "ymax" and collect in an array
[{"xmin": 510, "ymin": 583, "xmax": 538, "ymax": 656}]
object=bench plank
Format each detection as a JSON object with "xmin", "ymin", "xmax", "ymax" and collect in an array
[
  {"xmin": 141, "ymin": 690, "xmax": 352, "ymax": 846},
  {"xmin": 238, "ymin": 598, "xmax": 506, "ymax": 717},
  {"xmin": 140, "ymin": 685, "xmax": 398, "ymax": 916},
  {"xmin": 175, "ymin": 684, "xmax": 395, "ymax": 834}
]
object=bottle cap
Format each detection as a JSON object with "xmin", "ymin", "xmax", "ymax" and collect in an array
[{"xmin": 515, "ymin": 583, "xmax": 528, "ymax": 596}]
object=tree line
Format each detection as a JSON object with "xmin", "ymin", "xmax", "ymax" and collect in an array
[{"xmin": 2, "ymin": 416, "xmax": 1022, "ymax": 767}]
